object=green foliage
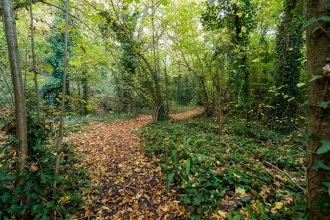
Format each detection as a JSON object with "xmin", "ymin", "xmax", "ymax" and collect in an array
[
  {"xmin": 200, "ymin": 0, "xmax": 258, "ymax": 117},
  {"xmin": 139, "ymin": 116, "xmax": 308, "ymax": 219},
  {"xmin": 41, "ymin": 7, "xmax": 76, "ymax": 107},
  {"xmin": 0, "ymin": 116, "xmax": 91, "ymax": 219}
]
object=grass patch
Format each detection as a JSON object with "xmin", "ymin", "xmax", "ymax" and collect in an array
[{"xmin": 138, "ymin": 116, "xmax": 308, "ymax": 219}]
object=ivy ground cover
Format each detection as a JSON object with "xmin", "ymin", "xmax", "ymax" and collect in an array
[{"xmin": 139, "ymin": 116, "xmax": 308, "ymax": 219}]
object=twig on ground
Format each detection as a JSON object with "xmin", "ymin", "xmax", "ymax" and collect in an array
[{"xmin": 263, "ymin": 160, "xmax": 306, "ymax": 193}]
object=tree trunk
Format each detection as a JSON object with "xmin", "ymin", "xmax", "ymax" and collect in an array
[
  {"xmin": 305, "ymin": 0, "xmax": 330, "ymax": 219},
  {"xmin": 82, "ymin": 74, "xmax": 88, "ymax": 115},
  {"xmin": 53, "ymin": 0, "xmax": 70, "ymax": 188},
  {"xmin": 2, "ymin": 0, "xmax": 28, "ymax": 185},
  {"xmin": 273, "ymin": 0, "xmax": 303, "ymax": 131}
]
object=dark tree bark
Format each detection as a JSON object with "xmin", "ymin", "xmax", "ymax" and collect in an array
[
  {"xmin": 2, "ymin": 0, "xmax": 28, "ymax": 185},
  {"xmin": 305, "ymin": 0, "xmax": 330, "ymax": 219}
]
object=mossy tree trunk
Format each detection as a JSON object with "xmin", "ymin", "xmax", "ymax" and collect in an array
[
  {"xmin": 273, "ymin": 0, "xmax": 303, "ymax": 131},
  {"xmin": 305, "ymin": 0, "xmax": 330, "ymax": 218}
]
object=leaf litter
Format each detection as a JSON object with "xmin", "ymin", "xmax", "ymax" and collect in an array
[{"xmin": 66, "ymin": 108, "xmax": 204, "ymax": 219}]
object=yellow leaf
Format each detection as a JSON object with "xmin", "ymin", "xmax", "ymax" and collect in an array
[
  {"xmin": 102, "ymin": 206, "xmax": 110, "ymax": 210},
  {"xmin": 274, "ymin": 202, "xmax": 283, "ymax": 210},
  {"xmin": 235, "ymin": 187, "xmax": 246, "ymax": 196},
  {"xmin": 233, "ymin": 173, "xmax": 240, "ymax": 178},
  {"xmin": 230, "ymin": 0, "xmax": 237, "ymax": 4},
  {"xmin": 218, "ymin": 210, "xmax": 227, "ymax": 217},
  {"xmin": 59, "ymin": 196, "xmax": 70, "ymax": 204},
  {"xmin": 236, "ymin": 12, "xmax": 243, "ymax": 17}
]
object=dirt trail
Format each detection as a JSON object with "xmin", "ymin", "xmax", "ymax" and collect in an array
[{"xmin": 68, "ymin": 108, "xmax": 203, "ymax": 219}]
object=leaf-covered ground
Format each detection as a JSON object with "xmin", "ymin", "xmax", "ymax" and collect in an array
[
  {"xmin": 139, "ymin": 116, "xmax": 308, "ymax": 219},
  {"xmin": 66, "ymin": 108, "xmax": 203, "ymax": 219}
]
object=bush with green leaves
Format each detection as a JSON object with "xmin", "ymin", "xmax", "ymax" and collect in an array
[{"xmin": 0, "ymin": 118, "xmax": 91, "ymax": 219}]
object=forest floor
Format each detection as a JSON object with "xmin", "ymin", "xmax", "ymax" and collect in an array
[{"xmin": 66, "ymin": 108, "xmax": 204, "ymax": 219}]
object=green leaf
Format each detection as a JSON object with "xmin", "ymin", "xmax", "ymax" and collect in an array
[
  {"xmin": 317, "ymin": 102, "xmax": 330, "ymax": 109},
  {"xmin": 290, "ymin": 1, "xmax": 303, "ymax": 14},
  {"xmin": 166, "ymin": 173, "xmax": 175, "ymax": 194},
  {"xmin": 304, "ymin": 17, "xmax": 317, "ymax": 27},
  {"xmin": 313, "ymin": 160, "xmax": 330, "ymax": 171},
  {"xmin": 297, "ymin": 83, "xmax": 305, "ymax": 87},
  {"xmin": 322, "ymin": 181, "xmax": 330, "ymax": 196},
  {"xmin": 318, "ymin": 16, "xmax": 330, "ymax": 22},
  {"xmin": 185, "ymin": 158, "xmax": 191, "ymax": 176},
  {"xmin": 126, "ymin": 0, "xmax": 133, "ymax": 3},
  {"xmin": 192, "ymin": 197, "xmax": 201, "ymax": 205},
  {"xmin": 134, "ymin": 0, "xmax": 140, "ymax": 2},
  {"xmin": 161, "ymin": 0, "xmax": 168, "ymax": 5},
  {"xmin": 309, "ymin": 75, "xmax": 323, "ymax": 82},
  {"xmin": 2, "ymin": 192, "xmax": 11, "ymax": 203},
  {"xmin": 317, "ymin": 140, "xmax": 330, "ymax": 154}
]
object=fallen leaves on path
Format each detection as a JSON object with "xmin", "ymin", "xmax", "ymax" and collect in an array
[{"xmin": 67, "ymin": 109, "xmax": 203, "ymax": 219}]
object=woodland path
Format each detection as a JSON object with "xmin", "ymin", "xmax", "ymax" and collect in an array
[{"xmin": 67, "ymin": 108, "xmax": 204, "ymax": 219}]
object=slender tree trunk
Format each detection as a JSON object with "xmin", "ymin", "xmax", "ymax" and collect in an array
[
  {"xmin": 2, "ymin": 0, "xmax": 28, "ymax": 185},
  {"xmin": 29, "ymin": 0, "xmax": 41, "ymax": 123},
  {"xmin": 53, "ymin": 0, "xmax": 70, "ymax": 188},
  {"xmin": 82, "ymin": 75, "xmax": 88, "ymax": 115},
  {"xmin": 305, "ymin": 0, "xmax": 330, "ymax": 219}
]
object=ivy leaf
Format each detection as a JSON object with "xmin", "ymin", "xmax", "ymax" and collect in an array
[
  {"xmin": 313, "ymin": 160, "xmax": 330, "ymax": 171},
  {"xmin": 322, "ymin": 181, "xmax": 330, "ymax": 196},
  {"xmin": 309, "ymin": 75, "xmax": 323, "ymax": 82},
  {"xmin": 304, "ymin": 17, "xmax": 317, "ymax": 27},
  {"xmin": 2, "ymin": 192, "xmax": 11, "ymax": 203},
  {"xmin": 317, "ymin": 140, "xmax": 330, "ymax": 154},
  {"xmin": 192, "ymin": 197, "xmax": 201, "ymax": 205},
  {"xmin": 317, "ymin": 102, "xmax": 330, "ymax": 109}
]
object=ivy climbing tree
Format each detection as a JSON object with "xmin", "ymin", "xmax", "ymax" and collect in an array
[
  {"xmin": 272, "ymin": 0, "xmax": 304, "ymax": 131},
  {"xmin": 99, "ymin": 3, "xmax": 140, "ymax": 113},
  {"xmin": 201, "ymin": 0, "xmax": 256, "ymax": 119}
]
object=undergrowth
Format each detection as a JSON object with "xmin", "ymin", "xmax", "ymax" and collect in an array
[
  {"xmin": 139, "ymin": 116, "xmax": 309, "ymax": 219},
  {"xmin": 0, "ymin": 117, "xmax": 91, "ymax": 219}
]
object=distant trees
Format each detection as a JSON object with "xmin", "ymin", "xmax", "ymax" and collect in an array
[
  {"xmin": 201, "ymin": 0, "xmax": 256, "ymax": 118},
  {"xmin": 100, "ymin": 0, "xmax": 170, "ymax": 121},
  {"xmin": 42, "ymin": 7, "xmax": 75, "ymax": 107}
]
